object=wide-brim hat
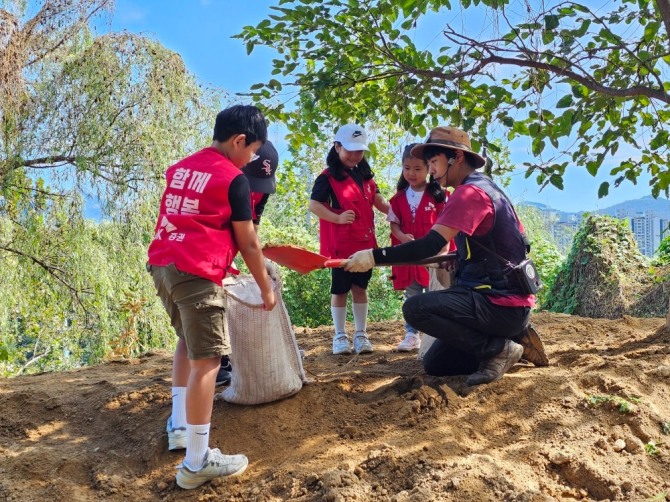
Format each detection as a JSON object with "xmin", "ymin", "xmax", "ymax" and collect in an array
[
  {"xmin": 411, "ymin": 126, "xmax": 486, "ymax": 168},
  {"xmin": 242, "ymin": 140, "xmax": 279, "ymax": 194}
]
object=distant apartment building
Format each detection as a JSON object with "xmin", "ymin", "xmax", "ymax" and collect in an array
[
  {"xmin": 626, "ymin": 211, "xmax": 669, "ymax": 257},
  {"xmin": 523, "ymin": 197, "xmax": 670, "ymax": 258}
]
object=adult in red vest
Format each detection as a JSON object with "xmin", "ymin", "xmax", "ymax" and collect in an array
[
  {"xmin": 147, "ymin": 105, "xmax": 276, "ymax": 489},
  {"xmin": 309, "ymin": 124, "xmax": 389, "ymax": 355}
]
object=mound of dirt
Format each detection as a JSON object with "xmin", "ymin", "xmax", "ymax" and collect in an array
[
  {"xmin": 544, "ymin": 215, "xmax": 653, "ymax": 319},
  {"xmin": 1, "ymin": 312, "xmax": 669, "ymax": 501}
]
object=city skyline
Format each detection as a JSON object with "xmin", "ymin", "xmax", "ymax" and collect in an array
[{"xmin": 526, "ymin": 194, "xmax": 670, "ymax": 257}]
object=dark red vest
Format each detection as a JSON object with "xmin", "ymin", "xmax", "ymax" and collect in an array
[
  {"xmin": 318, "ymin": 169, "xmax": 378, "ymax": 258},
  {"xmin": 389, "ymin": 190, "xmax": 445, "ymax": 290}
]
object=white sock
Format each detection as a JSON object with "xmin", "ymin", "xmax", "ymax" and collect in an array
[
  {"xmin": 331, "ymin": 306, "xmax": 347, "ymax": 334},
  {"xmin": 184, "ymin": 423, "xmax": 210, "ymax": 470},
  {"xmin": 352, "ymin": 302, "xmax": 368, "ymax": 333},
  {"xmin": 171, "ymin": 387, "xmax": 187, "ymax": 429}
]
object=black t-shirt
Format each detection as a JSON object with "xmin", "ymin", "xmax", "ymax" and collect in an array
[
  {"xmin": 253, "ymin": 193, "xmax": 271, "ymax": 225},
  {"xmin": 229, "ymin": 175, "xmax": 253, "ymax": 221},
  {"xmin": 310, "ymin": 168, "xmax": 378, "ymax": 210}
]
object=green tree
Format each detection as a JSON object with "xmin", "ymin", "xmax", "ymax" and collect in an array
[
  {"xmin": 238, "ymin": 0, "xmax": 670, "ymax": 197},
  {"xmin": 0, "ymin": 0, "xmax": 220, "ymax": 374},
  {"xmin": 515, "ymin": 204, "xmax": 564, "ymax": 307}
]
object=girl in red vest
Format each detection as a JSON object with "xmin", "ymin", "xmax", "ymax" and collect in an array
[
  {"xmin": 387, "ymin": 144, "xmax": 450, "ymax": 351},
  {"xmin": 309, "ymin": 124, "xmax": 389, "ymax": 355}
]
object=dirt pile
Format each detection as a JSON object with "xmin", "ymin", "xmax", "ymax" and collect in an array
[
  {"xmin": 1, "ymin": 311, "xmax": 669, "ymax": 501},
  {"xmin": 544, "ymin": 215, "xmax": 655, "ymax": 318}
]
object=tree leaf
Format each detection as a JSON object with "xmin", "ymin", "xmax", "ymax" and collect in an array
[
  {"xmin": 597, "ymin": 181, "xmax": 609, "ymax": 198},
  {"xmin": 544, "ymin": 14, "xmax": 559, "ymax": 30},
  {"xmin": 556, "ymin": 95, "xmax": 573, "ymax": 108}
]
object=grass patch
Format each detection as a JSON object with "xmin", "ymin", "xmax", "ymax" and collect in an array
[
  {"xmin": 586, "ymin": 394, "xmax": 641, "ymax": 414},
  {"xmin": 645, "ymin": 441, "xmax": 662, "ymax": 457}
]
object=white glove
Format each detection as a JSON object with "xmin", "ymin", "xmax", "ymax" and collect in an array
[
  {"xmin": 264, "ymin": 259, "xmax": 279, "ymax": 281},
  {"xmin": 344, "ymin": 249, "xmax": 375, "ymax": 273},
  {"xmin": 385, "ymin": 207, "xmax": 400, "ymax": 224}
]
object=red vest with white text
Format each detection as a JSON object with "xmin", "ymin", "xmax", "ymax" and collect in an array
[{"xmin": 147, "ymin": 147, "xmax": 240, "ymax": 285}]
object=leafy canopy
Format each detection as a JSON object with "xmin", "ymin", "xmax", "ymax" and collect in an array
[
  {"xmin": 0, "ymin": 0, "xmax": 221, "ymax": 374},
  {"xmin": 237, "ymin": 0, "xmax": 670, "ymax": 198}
]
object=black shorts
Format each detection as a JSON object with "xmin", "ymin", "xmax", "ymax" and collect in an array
[{"xmin": 330, "ymin": 267, "xmax": 373, "ymax": 294}]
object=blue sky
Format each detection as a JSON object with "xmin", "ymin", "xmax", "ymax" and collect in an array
[{"xmin": 104, "ymin": 0, "xmax": 658, "ymax": 213}]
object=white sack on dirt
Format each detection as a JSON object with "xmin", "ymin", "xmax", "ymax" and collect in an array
[{"xmin": 219, "ymin": 274, "xmax": 306, "ymax": 405}]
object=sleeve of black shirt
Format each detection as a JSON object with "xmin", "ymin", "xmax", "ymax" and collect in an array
[
  {"xmin": 229, "ymin": 174, "xmax": 253, "ymax": 222},
  {"xmin": 310, "ymin": 173, "xmax": 331, "ymax": 201},
  {"xmin": 372, "ymin": 230, "xmax": 448, "ymax": 264},
  {"xmin": 253, "ymin": 193, "xmax": 271, "ymax": 225}
]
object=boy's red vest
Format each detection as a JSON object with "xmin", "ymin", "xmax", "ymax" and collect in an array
[
  {"xmin": 147, "ymin": 147, "xmax": 240, "ymax": 285},
  {"xmin": 318, "ymin": 169, "xmax": 378, "ymax": 259},
  {"xmin": 389, "ymin": 189, "xmax": 446, "ymax": 290}
]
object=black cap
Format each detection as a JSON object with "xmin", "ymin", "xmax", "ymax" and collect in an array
[{"xmin": 242, "ymin": 141, "xmax": 279, "ymax": 194}]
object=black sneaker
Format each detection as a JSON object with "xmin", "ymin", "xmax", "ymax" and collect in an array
[
  {"xmin": 215, "ymin": 355, "xmax": 232, "ymax": 387},
  {"xmin": 466, "ymin": 339, "xmax": 523, "ymax": 386}
]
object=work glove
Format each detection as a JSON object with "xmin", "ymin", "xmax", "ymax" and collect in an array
[
  {"xmin": 264, "ymin": 258, "xmax": 279, "ymax": 281},
  {"xmin": 344, "ymin": 249, "xmax": 375, "ymax": 273}
]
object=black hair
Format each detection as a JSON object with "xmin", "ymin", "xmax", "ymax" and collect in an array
[
  {"xmin": 422, "ymin": 144, "xmax": 480, "ymax": 169},
  {"xmin": 421, "ymin": 145, "xmax": 455, "ymax": 163},
  {"xmin": 427, "ymin": 179, "xmax": 447, "ymax": 203},
  {"xmin": 397, "ymin": 143, "xmax": 445, "ymax": 203},
  {"xmin": 212, "ymin": 104, "xmax": 268, "ymax": 145},
  {"xmin": 396, "ymin": 143, "xmax": 420, "ymax": 191},
  {"xmin": 326, "ymin": 143, "xmax": 374, "ymax": 181}
]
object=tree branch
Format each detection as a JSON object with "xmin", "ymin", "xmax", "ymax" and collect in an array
[
  {"xmin": 0, "ymin": 243, "xmax": 90, "ymax": 311},
  {"xmin": 658, "ymin": 0, "xmax": 670, "ymax": 47},
  {"xmin": 469, "ymin": 55, "xmax": 670, "ymax": 104}
]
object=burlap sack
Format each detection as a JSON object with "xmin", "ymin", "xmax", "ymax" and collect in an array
[
  {"xmin": 219, "ymin": 274, "xmax": 306, "ymax": 405},
  {"xmin": 418, "ymin": 267, "xmax": 454, "ymax": 360},
  {"xmin": 428, "ymin": 266, "xmax": 453, "ymax": 291}
]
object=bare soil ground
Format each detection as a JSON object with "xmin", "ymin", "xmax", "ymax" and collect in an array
[{"xmin": 1, "ymin": 311, "xmax": 670, "ymax": 502}]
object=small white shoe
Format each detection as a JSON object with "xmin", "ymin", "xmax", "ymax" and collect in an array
[
  {"xmin": 353, "ymin": 332, "xmax": 374, "ymax": 354},
  {"xmin": 332, "ymin": 332, "xmax": 353, "ymax": 355},
  {"xmin": 396, "ymin": 332, "xmax": 421, "ymax": 352}
]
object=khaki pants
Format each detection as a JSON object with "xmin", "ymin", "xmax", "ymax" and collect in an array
[{"xmin": 148, "ymin": 263, "xmax": 230, "ymax": 360}]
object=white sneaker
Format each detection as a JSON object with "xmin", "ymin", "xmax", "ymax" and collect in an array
[
  {"xmin": 353, "ymin": 332, "xmax": 373, "ymax": 354},
  {"xmin": 166, "ymin": 417, "xmax": 186, "ymax": 451},
  {"xmin": 176, "ymin": 448, "xmax": 249, "ymax": 489},
  {"xmin": 396, "ymin": 332, "xmax": 421, "ymax": 352},
  {"xmin": 332, "ymin": 332, "xmax": 353, "ymax": 355}
]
